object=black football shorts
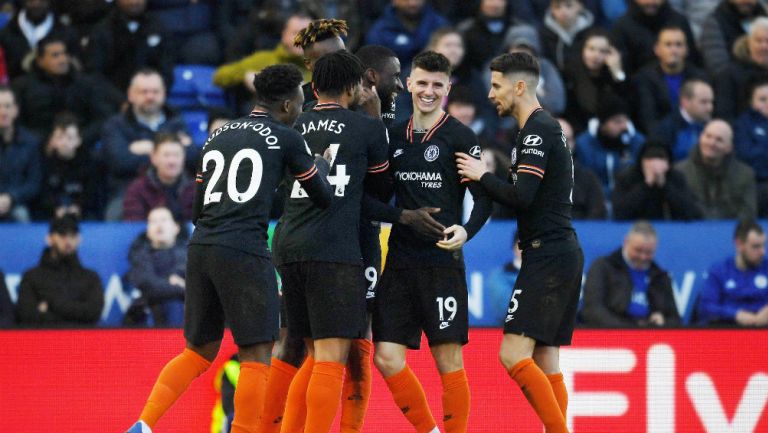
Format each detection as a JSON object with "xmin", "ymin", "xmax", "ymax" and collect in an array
[
  {"xmin": 278, "ymin": 261, "xmax": 368, "ymax": 340},
  {"xmin": 504, "ymin": 246, "xmax": 584, "ymax": 346},
  {"xmin": 184, "ymin": 244, "xmax": 279, "ymax": 347},
  {"xmin": 372, "ymin": 267, "xmax": 469, "ymax": 349}
]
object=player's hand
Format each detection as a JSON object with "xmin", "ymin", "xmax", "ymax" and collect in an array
[
  {"xmin": 437, "ymin": 225, "xmax": 468, "ymax": 250},
  {"xmin": 605, "ymin": 46, "xmax": 624, "ymax": 78},
  {"xmin": 456, "ymin": 152, "xmax": 489, "ymax": 182},
  {"xmin": 648, "ymin": 312, "xmax": 665, "ymax": 326},
  {"xmin": 735, "ymin": 310, "xmax": 759, "ymax": 326},
  {"xmin": 359, "ymin": 85, "xmax": 382, "ymax": 119},
  {"xmin": 399, "ymin": 207, "xmax": 445, "ymax": 240}
]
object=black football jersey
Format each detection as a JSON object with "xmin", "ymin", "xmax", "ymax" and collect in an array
[
  {"xmin": 190, "ymin": 111, "xmax": 323, "ymax": 257},
  {"xmin": 272, "ymin": 103, "xmax": 390, "ymax": 266},
  {"xmin": 386, "ymin": 114, "xmax": 484, "ymax": 269},
  {"xmin": 481, "ymin": 108, "xmax": 575, "ymax": 248}
]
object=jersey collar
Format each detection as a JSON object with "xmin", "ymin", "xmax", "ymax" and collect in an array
[
  {"xmin": 407, "ymin": 112, "xmax": 449, "ymax": 144},
  {"xmin": 313, "ymin": 102, "xmax": 344, "ymax": 111},
  {"xmin": 249, "ymin": 110, "xmax": 270, "ymax": 118}
]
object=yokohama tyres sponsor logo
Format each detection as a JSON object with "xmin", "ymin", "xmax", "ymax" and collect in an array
[{"xmin": 395, "ymin": 171, "xmax": 443, "ymax": 181}]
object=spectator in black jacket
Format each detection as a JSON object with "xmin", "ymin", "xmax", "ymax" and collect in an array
[
  {"xmin": 612, "ymin": 140, "xmax": 703, "ymax": 220},
  {"xmin": 0, "ymin": 0, "xmax": 79, "ymax": 80},
  {"xmin": 0, "ymin": 85, "xmax": 42, "ymax": 222},
  {"xmin": 457, "ymin": 0, "xmax": 513, "ymax": 71},
  {"xmin": 611, "ymin": 0, "xmax": 701, "ymax": 75},
  {"xmin": 539, "ymin": 0, "xmax": 595, "ymax": 71},
  {"xmin": 12, "ymin": 34, "xmax": 117, "ymax": 147},
  {"xmin": 581, "ymin": 221, "xmax": 681, "ymax": 327},
  {"xmin": 699, "ymin": 0, "xmax": 767, "ymax": 76},
  {"xmin": 16, "ymin": 214, "xmax": 103, "ymax": 327},
  {"xmin": 650, "ymin": 78, "xmax": 713, "ymax": 161},
  {"xmin": 101, "ymin": 69, "xmax": 191, "ymax": 220},
  {"xmin": 0, "ymin": 268, "xmax": 13, "ymax": 328},
  {"xmin": 632, "ymin": 25, "xmax": 708, "ymax": 134},
  {"xmin": 559, "ymin": 117, "xmax": 607, "ymax": 219},
  {"xmin": 84, "ymin": 0, "xmax": 174, "ymax": 92},
  {"xmin": 126, "ymin": 206, "xmax": 186, "ymax": 327}
]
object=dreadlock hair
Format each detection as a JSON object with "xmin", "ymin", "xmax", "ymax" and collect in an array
[
  {"xmin": 355, "ymin": 44, "xmax": 398, "ymax": 72},
  {"xmin": 312, "ymin": 50, "xmax": 364, "ymax": 97},
  {"xmin": 252, "ymin": 64, "xmax": 304, "ymax": 106},
  {"xmin": 412, "ymin": 50, "xmax": 452, "ymax": 75},
  {"xmin": 294, "ymin": 19, "xmax": 348, "ymax": 49}
]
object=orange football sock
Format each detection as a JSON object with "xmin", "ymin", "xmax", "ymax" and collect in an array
[
  {"xmin": 384, "ymin": 365, "xmax": 438, "ymax": 433},
  {"xmin": 440, "ymin": 369, "xmax": 470, "ymax": 433},
  {"xmin": 340, "ymin": 339, "xmax": 373, "ymax": 433},
  {"xmin": 230, "ymin": 362, "xmax": 269, "ymax": 433},
  {"xmin": 508, "ymin": 358, "xmax": 568, "ymax": 433},
  {"xmin": 259, "ymin": 358, "xmax": 299, "ymax": 433},
  {"xmin": 280, "ymin": 356, "xmax": 314, "ymax": 433},
  {"xmin": 547, "ymin": 372, "xmax": 568, "ymax": 419},
  {"xmin": 139, "ymin": 348, "xmax": 211, "ymax": 427},
  {"xmin": 304, "ymin": 361, "xmax": 346, "ymax": 433}
]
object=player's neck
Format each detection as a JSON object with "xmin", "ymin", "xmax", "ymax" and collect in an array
[
  {"xmin": 413, "ymin": 108, "xmax": 445, "ymax": 131},
  {"xmin": 514, "ymin": 98, "xmax": 542, "ymax": 129},
  {"xmin": 316, "ymin": 94, "xmax": 349, "ymax": 109}
]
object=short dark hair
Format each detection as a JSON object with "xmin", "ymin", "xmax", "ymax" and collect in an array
[
  {"xmin": 36, "ymin": 34, "xmax": 67, "ymax": 57},
  {"xmin": 207, "ymin": 106, "xmax": 235, "ymax": 125},
  {"xmin": 153, "ymin": 131, "xmax": 183, "ymax": 151},
  {"xmin": 489, "ymin": 52, "xmax": 540, "ymax": 77},
  {"xmin": 0, "ymin": 84, "xmax": 16, "ymax": 101},
  {"xmin": 49, "ymin": 213, "xmax": 79, "ymax": 235},
  {"xmin": 680, "ymin": 78, "xmax": 710, "ymax": 99},
  {"xmin": 355, "ymin": 44, "xmax": 398, "ymax": 72},
  {"xmin": 294, "ymin": 18, "xmax": 348, "ymax": 49},
  {"xmin": 51, "ymin": 112, "xmax": 79, "ymax": 131},
  {"xmin": 412, "ymin": 50, "xmax": 452, "ymax": 75},
  {"xmin": 655, "ymin": 24, "xmax": 687, "ymax": 44},
  {"xmin": 734, "ymin": 219, "xmax": 764, "ymax": 241},
  {"xmin": 312, "ymin": 50, "xmax": 364, "ymax": 97},
  {"xmin": 252, "ymin": 64, "xmax": 304, "ymax": 105},
  {"xmin": 748, "ymin": 74, "xmax": 768, "ymax": 99}
]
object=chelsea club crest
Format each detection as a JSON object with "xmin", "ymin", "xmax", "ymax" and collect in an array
[{"xmin": 424, "ymin": 144, "xmax": 440, "ymax": 162}]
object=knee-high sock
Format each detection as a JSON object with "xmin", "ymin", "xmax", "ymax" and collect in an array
[
  {"xmin": 229, "ymin": 362, "xmax": 269, "ymax": 433},
  {"xmin": 259, "ymin": 357, "xmax": 299, "ymax": 433},
  {"xmin": 280, "ymin": 356, "xmax": 314, "ymax": 433},
  {"xmin": 139, "ymin": 348, "xmax": 211, "ymax": 427},
  {"xmin": 384, "ymin": 365, "xmax": 437, "ymax": 433},
  {"xmin": 508, "ymin": 358, "xmax": 568, "ymax": 433},
  {"xmin": 340, "ymin": 339, "xmax": 373, "ymax": 433},
  {"xmin": 547, "ymin": 372, "xmax": 568, "ymax": 419},
  {"xmin": 304, "ymin": 361, "xmax": 346, "ymax": 433},
  {"xmin": 440, "ymin": 369, "xmax": 470, "ymax": 433}
]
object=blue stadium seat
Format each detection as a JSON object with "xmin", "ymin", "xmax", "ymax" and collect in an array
[
  {"xmin": 168, "ymin": 65, "xmax": 226, "ymax": 110},
  {"xmin": 181, "ymin": 110, "xmax": 210, "ymax": 147},
  {"xmin": 0, "ymin": 12, "xmax": 10, "ymax": 31}
]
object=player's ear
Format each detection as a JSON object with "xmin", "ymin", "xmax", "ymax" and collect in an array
[
  {"xmin": 281, "ymin": 98, "xmax": 291, "ymax": 114},
  {"xmin": 364, "ymin": 68, "xmax": 377, "ymax": 86},
  {"xmin": 445, "ymin": 81, "xmax": 452, "ymax": 96},
  {"xmin": 406, "ymin": 76, "xmax": 412, "ymax": 92}
]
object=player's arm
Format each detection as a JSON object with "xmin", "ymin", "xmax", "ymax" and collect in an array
[
  {"xmin": 287, "ymin": 138, "xmax": 333, "ymax": 209},
  {"xmin": 361, "ymin": 193, "xmax": 445, "ymax": 240},
  {"xmin": 457, "ymin": 133, "xmax": 492, "ymax": 240},
  {"xmin": 363, "ymin": 121, "xmax": 393, "ymax": 200}
]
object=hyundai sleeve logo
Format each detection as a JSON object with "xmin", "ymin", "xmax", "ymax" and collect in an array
[
  {"xmin": 469, "ymin": 145, "xmax": 482, "ymax": 157},
  {"xmin": 523, "ymin": 134, "xmax": 542, "ymax": 146}
]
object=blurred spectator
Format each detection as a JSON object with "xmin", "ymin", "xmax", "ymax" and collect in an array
[
  {"xmin": 676, "ymin": 119, "xmax": 757, "ymax": 219},
  {"xmin": 0, "ymin": 85, "xmax": 42, "ymax": 222},
  {"xmin": 35, "ymin": 113, "xmax": 93, "ymax": 220},
  {"xmin": 365, "ymin": 0, "xmax": 449, "ymax": 72},
  {"xmin": 85, "ymin": 0, "xmax": 174, "ymax": 92},
  {"xmin": 123, "ymin": 132, "xmax": 195, "ymax": 222},
  {"xmin": 206, "ymin": 106, "xmax": 235, "ymax": 135},
  {"xmin": 667, "ymin": 0, "xmax": 719, "ymax": 40},
  {"xmin": 457, "ymin": 0, "xmax": 513, "ymax": 71},
  {"xmin": 53, "ymin": 0, "xmax": 113, "ymax": 42},
  {"xmin": 540, "ymin": 0, "xmax": 596, "ymax": 71},
  {"xmin": 146, "ymin": 0, "xmax": 219, "ymax": 65},
  {"xmin": 101, "ymin": 69, "xmax": 191, "ymax": 221},
  {"xmin": 574, "ymin": 94, "xmax": 644, "ymax": 194},
  {"xmin": 714, "ymin": 17, "xmax": 768, "ymax": 120},
  {"xmin": 0, "ymin": 268, "xmax": 12, "ymax": 327},
  {"xmin": 0, "ymin": 47, "xmax": 9, "ymax": 85},
  {"xmin": 699, "ymin": 0, "xmax": 766, "ymax": 76},
  {"xmin": 126, "ymin": 206, "xmax": 187, "ymax": 327},
  {"xmin": 484, "ymin": 230, "xmax": 522, "ymax": 325},
  {"xmin": 581, "ymin": 221, "xmax": 681, "ymax": 327},
  {"xmin": 650, "ymin": 78, "xmax": 713, "ymax": 161},
  {"xmin": 220, "ymin": 0, "xmax": 294, "ymax": 62},
  {"xmin": 301, "ymin": 0, "xmax": 362, "ymax": 50},
  {"xmin": 632, "ymin": 25, "xmax": 708, "ymax": 134},
  {"xmin": 505, "ymin": 31, "xmax": 567, "ymax": 115},
  {"xmin": 0, "ymin": 0, "xmax": 79, "ymax": 81},
  {"xmin": 447, "ymin": 86, "xmax": 497, "ymax": 148},
  {"xmin": 733, "ymin": 77, "xmax": 768, "ymax": 217},
  {"xmin": 563, "ymin": 28, "xmax": 628, "ymax": 132},
  {"xmin": 11, "ymin": 34, "xmax": 116, "ymax": 146},
  {"xmin": 15, "ymin": 214, "xmax": 104, "ymax": 327},
  {"xmin": 601, "ymin": 0, "xmax": 629, "ymax": 24},
  {"xmin": 559, "ymin": 118, "xmax": 607, "ymax": 219},
  {"xmin": 213, "ymin": 13, "xmax": 311, "ymax": 111},
  {"xmin": 612, "ymin": 141, "xmax": 702, "ymax": 220},
  {"xmin": 698, "ymin": 219, "xmax": 768, "ymax": 326},
  {"xmin": 610, "ymin": 0, "xmax": 701, "ymax": 75}
]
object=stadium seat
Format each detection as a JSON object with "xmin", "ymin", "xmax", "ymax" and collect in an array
[
  {"xmin": 181, "ymin": 109, "xmax": 210, "ymax": 147},
  {"xmin": 168, "ymin": 65, "xmax": 226, "ymax": 110},
  {"xmin": 0, "ymin": 12, "xmax": 10, "ymax": 30}
]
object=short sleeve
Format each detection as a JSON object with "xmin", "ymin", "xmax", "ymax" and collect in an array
[{"xmin": 366, "ymin": 120, "xmax": 390, "ymax": 174}]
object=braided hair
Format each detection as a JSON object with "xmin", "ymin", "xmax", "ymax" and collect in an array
[{"xmin": 294, "ymin": 19, "xmax": 348, "ymax": 49}]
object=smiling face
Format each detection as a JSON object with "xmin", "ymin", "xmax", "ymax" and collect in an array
[{"xmin": 407, "ymin": 67, "xmax": 451, "ymax": 115}]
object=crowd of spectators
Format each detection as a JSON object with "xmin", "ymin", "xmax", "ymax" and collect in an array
[{"xmin": 2, "ymin": 0, "xmax": 768, "ymax": 329}]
